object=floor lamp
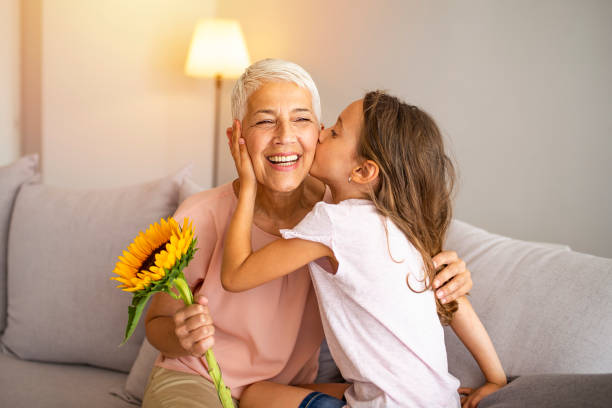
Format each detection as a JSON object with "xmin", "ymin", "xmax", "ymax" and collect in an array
[{"xmin": 185, "ymin": 19, "xmax": 250, "ymax": 187}]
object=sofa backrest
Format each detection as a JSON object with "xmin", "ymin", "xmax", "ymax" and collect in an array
[
  {"xmin": 444, "ymin": 220, "xmax": 612, "ymax": 387},
  {"xmin": 0, "ymin": 155, "xmax": 39, "ymax": 335}
]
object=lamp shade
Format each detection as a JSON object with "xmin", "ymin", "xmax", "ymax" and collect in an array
[{"xmin": 185, "ymin": 19, "xmax": 250, "ymax": 78}]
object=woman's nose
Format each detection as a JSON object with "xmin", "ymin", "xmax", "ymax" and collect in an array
[{"xmin": 275, "ymin": 121, "xmax": 296, "ymax": 144}]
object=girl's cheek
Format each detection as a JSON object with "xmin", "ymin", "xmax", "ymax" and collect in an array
[{"xmin": 314, "ymin": 142, "xmax": 323, "ymax": 155}]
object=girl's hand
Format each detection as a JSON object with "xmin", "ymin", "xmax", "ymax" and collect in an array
[
  {"xmin": 228, "ymin": 120, "xmax": 256, "ymax": 192},
  {"xmin": 431, "ymin": 251, "xmax": 472, "ymax": 304},
  {"xmin": 459, "ymin": 382, "xmax": 503, "ymax": 408}
]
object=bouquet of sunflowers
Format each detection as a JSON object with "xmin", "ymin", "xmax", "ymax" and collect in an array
[{"xmin": 111, "ymin": 217, "xmax": 233, "ymax": 408}]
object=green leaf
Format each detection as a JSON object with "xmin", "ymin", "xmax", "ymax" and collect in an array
[{"xmin": 121, "ymin": 291, "xmax": 154, "ymax": 346}]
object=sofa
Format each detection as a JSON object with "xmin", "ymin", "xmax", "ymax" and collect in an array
[{"xmin": 1, "ymin": 154, "xmax": 611, "ymax": 407}]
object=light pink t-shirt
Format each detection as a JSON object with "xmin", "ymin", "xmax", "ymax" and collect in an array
[
  {"xmin": 155, "ymin": 183, "xmax": 326, "ymax": 399},
  {"xmin": 281, "ymin": 199, "xmax": 461, "ymax": 408}
]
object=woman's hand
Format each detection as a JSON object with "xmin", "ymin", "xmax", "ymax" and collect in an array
[
  {"xmin": 173, "ymin": 296, "xmax": 215, "ymax": 358},
  {"xmin": 459, "ymin": 382, "xmax": 504, "ymax": 408},
  {"xmin": 228, "ymin": 120, "xmax": 256, "ymax": 192},
  {"xmin": 432, "ymin": 251, "xmax": 472, "ymax": 304}
]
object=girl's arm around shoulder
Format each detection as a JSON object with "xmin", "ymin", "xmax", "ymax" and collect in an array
[{"xmin": 221, "ymin": 236, "xmax": 334, "ymax": 292}]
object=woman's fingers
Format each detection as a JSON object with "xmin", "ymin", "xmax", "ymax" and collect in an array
[
  {"xmin": 192, "ymin": 336, "xmax": 215, "ymax": 357},
  {"xmin": 434, "ymin": 262, "xmax": 464, "ymax": 296},
  {"xmin": 174, "ymin": 303, "xmax": 209, "ymax": 325},
  {"xmin": 183, "ymin": 310, "xmax": 213, "ymax": 331},
  {"xmin": 432, "ymin": 250, "xmax": 458, "ymax": 276},
  {"xmin": 173, "ymin": 300, "xmax": 216, "ymax": 357},
  {"xmin": 432, "ymin": 251, "xmax": 472, "ymax": 304},
  {"xmin": 188, "ymin": 324, "xmax": 215, "ymax": 345}
]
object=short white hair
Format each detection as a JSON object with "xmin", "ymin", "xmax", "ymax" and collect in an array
[{"xmin": 231, "ymin": 58, "xmax": 321, "ymax": 123}]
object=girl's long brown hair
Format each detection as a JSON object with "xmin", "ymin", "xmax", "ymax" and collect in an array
[{"xmin": 359, "ymin": 90, "xmax": 458, "ymax": 325}]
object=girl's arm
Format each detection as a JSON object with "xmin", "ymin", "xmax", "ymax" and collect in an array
[
  {"xmin": 451, "ymin": 296, "xmax": 506, "ymax": 406},
  {"xmin": 221, "ymin": 120, "xmax": 334, "ymax": 292},
  {"xmin": 221, "ymin": 226, "xmax": 333, "ymax": 292}
]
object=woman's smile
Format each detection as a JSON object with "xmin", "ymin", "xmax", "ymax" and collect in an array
[{"xmin": 266, "ymin": 152, "xmax": 302, "ymax": 171}]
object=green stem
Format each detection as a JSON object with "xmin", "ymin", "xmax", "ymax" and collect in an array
[
  {"xmin": 173, "ymin": 275, "xmax": 234, "ymax": 408},
  {"xmin": 173, "ymin": 275, "xmax": 194, "ymax": 305}
]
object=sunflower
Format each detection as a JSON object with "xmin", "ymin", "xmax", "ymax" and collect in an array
[
  {"xmin": 111, "ymin": 217, "xmax": 199, "ymax": 345},
  {"xmin": 111, "ymin": 217, "xmax": 195, "ymax": 293},
  {"xmin": 110, "ymin": 216, "xmax": 234, "ymax": 408}
]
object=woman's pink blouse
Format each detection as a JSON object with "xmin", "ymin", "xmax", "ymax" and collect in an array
[{"xmin": 154, "ymin": 183, "xmax": 325, "ymax": 399}]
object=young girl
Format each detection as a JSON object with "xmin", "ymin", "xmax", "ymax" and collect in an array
[{"xmin": 222, "ymin": 91, "xmax": 505, "ymax": 407}]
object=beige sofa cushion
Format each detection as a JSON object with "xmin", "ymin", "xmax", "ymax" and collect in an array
[
  {"xmin": 1, "ymin": 166, "xmax": 191, "ymax": 373},
  {"xmin": 0, "ymin": 352, "xmax": 133, "ymax": 407}
]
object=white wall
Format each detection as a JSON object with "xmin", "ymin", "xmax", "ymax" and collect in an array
[
  {"xmin": 218, "ymin": 0, "xmax": 612, "ymax": 257},
  {"xmin": 0, "ymin": 0, "xmax": 20, "ymax": 165},
  {"xmin": 15, "ymin": 0, "xmax": 611, "ymax": 257},
  {"xmin": 39, "ymin": 0, "xmax": 217, "ymax": 189}
]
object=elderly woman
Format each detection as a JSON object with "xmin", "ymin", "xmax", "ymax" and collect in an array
[{"xmin": 142, "ymin": 59, "xmax": 472, "ymax": 407}]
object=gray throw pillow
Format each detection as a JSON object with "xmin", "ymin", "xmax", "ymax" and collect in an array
[
  {"xmin": 112, "ymin": 176, "xmax": 205, "ymax": 403},
  {"xmin": 443, "ymin": 220, "xmax": 612, "ymax": 388},
  {"xmin": 480, "ymin": 373, "xmax": 612, "ymax": 408},
  {"xmin": 0, "ymin": 154, "xmax": 39, "ymax": 334},
  {"xmin": 1, "ymin": 165, "xmax": 191, "ymax": 373}
]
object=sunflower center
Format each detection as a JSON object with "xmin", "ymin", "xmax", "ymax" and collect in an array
[{"xmin": 140, "ymin": 242, "xmax": 169, "ymax": 273}]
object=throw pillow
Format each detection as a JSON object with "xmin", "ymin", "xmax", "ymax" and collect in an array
[
  {"xmin": 1, "ymin": 165, "xmax": 191, "ymax": 373},
  {"xmin": 443, "ymin": 220, "xmax": 612, "ymax": 388},
  {"xmin": 0, "ymin": 154, "xmax": 39, "ymax": 334}
]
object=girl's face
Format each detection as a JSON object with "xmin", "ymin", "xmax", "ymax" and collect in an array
[
  {"xmin": 242, "ymin": 81, "xmax": 319, "ymax": 193},
  {"xmin": 310, "ymin": 99, "xmax": 364, "ymax": 187}
]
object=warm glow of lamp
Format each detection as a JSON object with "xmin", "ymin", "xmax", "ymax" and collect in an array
[
  {"xmin": 185, "ymin": 19, "xmax": 250, "ymax": 78},
  {"xmin": 185, "ymin": 19, "xmax": 250, "ymax": 186}
]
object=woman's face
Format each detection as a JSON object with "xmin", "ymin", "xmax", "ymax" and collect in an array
[{"xmin": 242, "ymin": 81, "xmax": 319, "ymax": 193}]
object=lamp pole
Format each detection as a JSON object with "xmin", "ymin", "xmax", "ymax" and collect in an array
[{"xmin": 212, "ymin": 74, "xmax": 222, "ymax": 187}]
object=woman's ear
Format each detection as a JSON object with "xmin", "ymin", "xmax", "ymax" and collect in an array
[{"xmin": 351, "ymin": 159, "xmax": 379, "ymax": 184}]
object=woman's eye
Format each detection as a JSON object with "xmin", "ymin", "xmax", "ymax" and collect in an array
[
  {"xmin": 294, "ymin": 117, "xmax": 312, "ymax": 123},
  {"xmin": 256, "ymin": 120, "xmax": 274, "ymax": 126}
]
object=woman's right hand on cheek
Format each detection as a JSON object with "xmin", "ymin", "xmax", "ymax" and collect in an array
[
  {"xmin": 173, "ymin": 296, "xmax": 215, "ymax": 358},
  {"xmin": 227, "ymin": 120, "xmax": 256, "ymax": 191}
]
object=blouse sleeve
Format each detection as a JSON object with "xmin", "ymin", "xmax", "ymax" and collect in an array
[{"xmin": 280, "ymin": 202, "xmax": 334, "ymax": 249}]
